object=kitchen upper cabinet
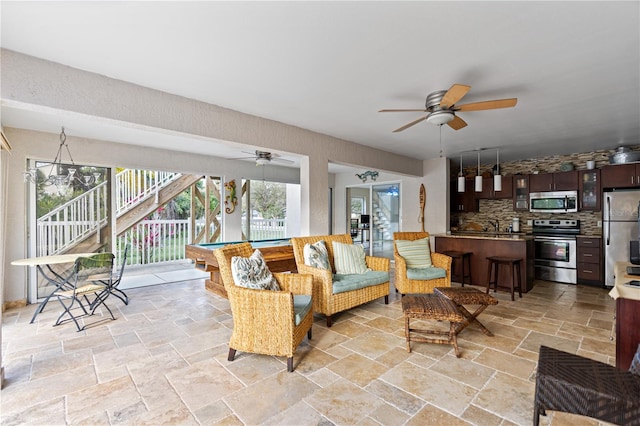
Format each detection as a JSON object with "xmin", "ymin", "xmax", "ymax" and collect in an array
[
  {"xmin": 529, "ymin": 171, "xmax": 578, "ymax": 192},
  {"xmin": 579, "ymin": 169, "xmax": 601, "ymax": 211},
  {"xmin": 513, "ymin": 175, "xmax": 529, "ymax": 211},
  {"xmin": 601, "ymin": 164, "xmax": 640, "ymax": 189},
  {"xmin": 451, "ymin": 179, "xmax": 478, "ymax": 212},
  {"xmin": 477, "ymin": 175, "xmax": 513, "ymax": 200}
]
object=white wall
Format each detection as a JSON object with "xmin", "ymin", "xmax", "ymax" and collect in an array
[{"xmin": 334, "ymin": 157, "xmax": 450, "ymax": 237}]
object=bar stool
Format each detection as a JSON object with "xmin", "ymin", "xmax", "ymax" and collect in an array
[
  {"xmin": 486, "ymin": 256, "xmax": 523, "ymax": 301},
  {"xmin": 441, "ymin": 250, "xmax": 472, "ymax": 286}
]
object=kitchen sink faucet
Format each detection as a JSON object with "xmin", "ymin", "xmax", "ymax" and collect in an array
[{"xmin": 489, "ymin": 220, "xmax": 499, "ymax": 233}]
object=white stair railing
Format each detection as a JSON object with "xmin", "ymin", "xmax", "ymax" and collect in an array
[
  {"xmin": 37, "ymin": 169, "xmax": 183, "ymax": 256},
  {"xmin": 115, "ymin": 169, "xmax": 180, "ymax": 215},
  {"xmin": 36, "ymin": 182, "xmax": 108, "ymax": 256}
]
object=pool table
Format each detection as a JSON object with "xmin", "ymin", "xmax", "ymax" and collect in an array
[{"xmin": 185, "ymin": 238, "xmax": 296, "ymax": 298}]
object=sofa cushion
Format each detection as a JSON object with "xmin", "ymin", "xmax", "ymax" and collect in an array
[
  {"xmin": 332, "ymin": 241, "xmax": 370, "ymax": 274},
  {"xmin": 303, "ymin": 240, "xmax": 331, "ymax": 270},
  {"xmin": 406, "ymin": 267, "xmax": 447, "ymax": 280},
  {"xmin": 231, "ymin": 249, "xmax": 280, "ymax": 291},
  {"xmin": 332, "ymin": 270, "xmax": 389, "ymax": 294},
  {"xmin": 395, "ymin": 238, "xmax": 432, "ymax": 268},
  {"xmin": 293, "ymin": 295, "xmax": 312, "ymax": 325}
]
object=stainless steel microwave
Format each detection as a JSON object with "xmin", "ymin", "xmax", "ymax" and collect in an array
[{"xmin": 530, "ymin": 191, "xmax": 578, "ymax": 213}]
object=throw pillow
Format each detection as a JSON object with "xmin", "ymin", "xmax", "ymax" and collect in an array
[
  {"xmin": 303, "ymin": 240, "xmax": 331, "ymax": 270},
  {"xmin": 231, "ymin": 249, "xmax": 280, "ymax": 291},
  {"xmin": 332, "ymin": 241, "xmax": 370, "ymax": 274},
  {"xmin": 395, "ymin": 238, "xmax": 433, "ymax": 268}
]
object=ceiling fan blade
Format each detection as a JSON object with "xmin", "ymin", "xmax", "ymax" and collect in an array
[
  {"xmin": 272, "ymin": 157, "xmax": 294, "ymax": 164},
  {"xmin": 440, "ymin": 84, "xmax": 471, "ymax": 108},
  {"xmin": 379, "ymin": 109, "xmax": 428, "ymax": 112},
  {"xmin": 392, "ymin": 115, "xmax": 429, "ymax": 133},
  {"xmin": 447, "ymin": 115, "xmax": 468, "ymax": 131},
  {"xmin": 455, "ymin": 98, "xmax": 518, "ymax": 112}
]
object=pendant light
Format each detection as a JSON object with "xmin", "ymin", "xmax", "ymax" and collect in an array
[
  {"xmin": 475, "ymin": 150, "xmax": 483, "ymax": 192},
  {"xmin": 494, "ymin": 148, "xmax": 502, "ymax": 192},
  {"xmin": 457, "ymin": 154, "xmax": 465, "ymax": 192}
]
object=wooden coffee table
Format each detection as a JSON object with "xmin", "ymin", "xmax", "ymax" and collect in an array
[{"xmin": 434, "ymin": 286, "xmax": 498, "ymax": 336}]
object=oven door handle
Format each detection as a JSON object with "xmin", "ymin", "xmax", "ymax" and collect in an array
[{"xmin": 564, "ymin": 195, "xmax": 568, "ymax": 211}]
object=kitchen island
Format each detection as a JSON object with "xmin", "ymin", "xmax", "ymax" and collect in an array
[{"xmin": 435, "ymin": 233, "xmax": 535, "ymax": 292}]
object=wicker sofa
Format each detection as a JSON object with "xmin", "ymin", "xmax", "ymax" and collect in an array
[
  {"xmin": 393, "ymin": 232, "xmax": 452, "ymax": 295},
  {"xmin": 290, "ymin": 234, "xmax": 390, "ymax": 327}
]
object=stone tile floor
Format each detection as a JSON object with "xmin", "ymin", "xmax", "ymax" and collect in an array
[{"xmin": 1, "ymin": 274, "xmax": 618, "ymax": 425}]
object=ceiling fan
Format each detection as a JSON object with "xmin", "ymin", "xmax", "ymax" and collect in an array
[
  {"xmin": 230, "ymin": 150, "xmax": 294, "ymax": 166},
  {"xmin": 379, "ymin": 84, "xmax": 517, "ymax": 132}
]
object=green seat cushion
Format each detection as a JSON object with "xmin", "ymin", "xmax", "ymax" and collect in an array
[
  {"xmin": 395, "ymin": 238, "xmax": 433, "ymax": 268},
  {"xmin": 332, "ymin": 270, "xmax": 390, "ymax": 294},
  {"xmin": 293, "ymin": 295, "xmax": 312, "ymax": 325},
  {"xmin": 406, "ymin": 267, "xmax": 447, "ymax": 280}
]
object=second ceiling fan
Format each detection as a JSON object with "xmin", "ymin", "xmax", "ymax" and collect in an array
[{"xmin": 379, "ymin": 84, "xmax": 517, "ymax": 132}]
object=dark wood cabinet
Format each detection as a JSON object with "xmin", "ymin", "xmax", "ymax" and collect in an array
[
  {"xmin": 513, "ymin": 175, "xmax": 529, "ymax": 211},
  {"xmin": 601, "ymin": 164, "xmax": 640, "ymax": 189},
  {"xmin": 451, "ymin": 179, "xmax": 478, "ymax": 212},
  {"xmin": 579, "ymin": 169, "xmax": 601, "ymax": 211},
  {"xmin": 577, "ymin": 237, "xmax": 602, "ymax": 285},
  {"xmin": 616, "ymin": 297, "xmax": 640, "ymax": 370},
  {"xmin": 477, "ymin": 175, "xmax": 513, "ymax": 200},
  {"xmin": 530, "ymin": 171, "xmax": 578, "ymax": 192}
]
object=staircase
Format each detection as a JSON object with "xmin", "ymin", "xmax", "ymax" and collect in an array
[{"xmin": 37, "ymin": 169, "xmax": 203, "ymax": 257}]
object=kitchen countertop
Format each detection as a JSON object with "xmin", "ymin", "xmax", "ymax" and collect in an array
[{"xmin": 437, "ymin": 232, "xmax": 534, "ymax": 241}]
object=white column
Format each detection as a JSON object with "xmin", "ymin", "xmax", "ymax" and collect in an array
[{"xmin": 299, "ymin": 155, "xmax": 329, "ymax": 235}]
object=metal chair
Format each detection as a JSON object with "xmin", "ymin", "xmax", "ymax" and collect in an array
[
  {"xmin": 89, "ymin": 246, "xmax": 129, "ymax": 309},
  {"xmin": 53, "ymin": 253, "xmax": 116, "ymax": 331}
]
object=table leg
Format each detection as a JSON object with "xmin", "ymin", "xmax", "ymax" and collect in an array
[
  {"xmin": 30, "ymin": 265, "xmax": 75, "ymax": 324},
  {"xmin": 454, "ymin": 304, "xmax": 493, "ymax": 337}
]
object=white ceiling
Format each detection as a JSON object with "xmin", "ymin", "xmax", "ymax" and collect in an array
[{"xmin": 1, "ymin": 1, "xmax": 639, "ymax": 171}]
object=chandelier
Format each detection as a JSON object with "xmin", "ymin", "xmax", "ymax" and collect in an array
[{"xmin": 23, "ymin": 127, "xmax": 102, "ymax": 190}]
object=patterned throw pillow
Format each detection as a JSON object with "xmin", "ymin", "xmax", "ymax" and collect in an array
[
  {"xmin": 332, "ymin": 241, "xmax": 370, "ymax": 275},
  {"xmin": 395, "ymin": 238, "xmax": 433, "ymax": 268},
  {"xmin": 303, "ymin": 240, "xmax": 331, "ymax": 270},
  {"xmin": 231, "ymin": 249, "xmax": 280, "ymax": 291},
  {"xmin": 629, "ymin": 344, "xmax": 640, "ymax": 376}
]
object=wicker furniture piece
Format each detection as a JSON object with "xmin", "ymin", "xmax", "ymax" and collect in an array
[
  {"xmin": 486, "ymin": 256, "xmax": 523, "ymax": 301},
  {"xmin": 434, "ymin": 286, "xmax": 498, "ymax": 336},
  {"xmin": 393, "ymin": 232, "xmax": 452, "ymax": 295},
  {"xmin": 534, "ymin": 345, "xmax": 640, "ymax": 426},
  {"xmin": 440, "ymin": 250, "xmax": 472, "ymax": 286},
  {"xmin": 401, "ymin": 294, "xmax": 465, "ymax": 357},
  {"xmin": 213, "ymin": 242, "xmax": 314, "ymax": 372},
  {"xmin": 290, "ymin": 234, "xmax": 390, "ymax": 327}
]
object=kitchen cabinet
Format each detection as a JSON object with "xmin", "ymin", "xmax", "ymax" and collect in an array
[
  {"xmin": 450, "ymin": 178, "xmax": 478, "ymax": 212},
  {"xmin": 601, "ymin": 164, "xmax": 640, "ymax": 189},
  {"xmin": 513, "ymin": 175, "xmax": 529, "ymax": 211},
  {"xmin": 529, "ymin": 171, "xmax": 578, "ymax": 192},
  {"xmin": 577, "ymin": 237, "xmax": 603, "ymax": 285},
  {"xmin": 579, "ymin": 169, "xmax": 601, "ymax": 211},
  {"xmin": 477, "ymin": 175, "xmax": 513, "ymax": 200}
]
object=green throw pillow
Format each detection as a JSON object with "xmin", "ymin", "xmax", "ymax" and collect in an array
[
  {"xmin": 332, "ymin": 241, "xmax": 370, "ymax": 275},
  {"xmin": 395, "ymin": 237, "xmax": 432, "ymax": 268}
]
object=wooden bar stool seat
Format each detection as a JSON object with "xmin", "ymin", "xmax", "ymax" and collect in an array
[
  {"xmin": 486, "ymin": 256, "xmax": 523, "ymax": 301},
  {"xmin": 441, "ymin": 250, "xmax": 472, "ymax": 286}
]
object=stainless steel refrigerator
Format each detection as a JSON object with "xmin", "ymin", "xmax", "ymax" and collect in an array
[{"xmin": 603, "ymin": 189, "xmax": 640, "ymax": 287}]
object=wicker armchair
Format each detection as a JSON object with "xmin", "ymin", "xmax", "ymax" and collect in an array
[
  {"xmin": 213, "ymin": 243, "xmax": 313, "ymax": 372},
  {"xmin": 290, "ymin": 234, "xmax": 390, "ymax": 327},
  {"xmin": 393, "ymin": 232, "xmax": 452, "ymax": 295}
]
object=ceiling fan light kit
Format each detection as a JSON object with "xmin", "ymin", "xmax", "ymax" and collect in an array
[
  {"xmin": 426, "ymin": 111, "xmax": 454, "ymax": 126},
  {"xmin": 256, "ymin": 157, "xmax": 270, "ymax": 166}
]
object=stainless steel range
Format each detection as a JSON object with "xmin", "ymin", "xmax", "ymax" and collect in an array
[{"xmin": 533, "ymin": 219, "xmax": 580, "ymax": 284}]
